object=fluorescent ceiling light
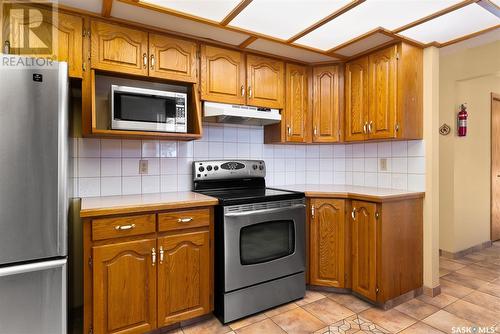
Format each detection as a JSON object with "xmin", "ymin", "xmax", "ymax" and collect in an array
[
  {"xmin": 140, "ymin": 0, "xmax": 240, "ymax": 22},
  {"xmin": 294, "ymin": 0, "xmax": 463, "ymax": 51},
  {"xmin": 229, "ymin": 0, "xmax": 352, "ymax": 40},
  {"xmin": 399, "ymin": 4, "xmax": 500, "ymax": 44}
]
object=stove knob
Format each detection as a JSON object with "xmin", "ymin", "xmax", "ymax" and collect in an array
[
  {"xmin": 252, "ymin": 164, "xmax": 258, "ymax": 170},
  {"xmin": 207, "ymin": 165, "xmax": 212, "ymax": 171},
  {"xmin": 259, "ymin": 165, "xmax": 264, "ymax": 170},
  {"xmin": 214, "ymin": 166, "xmax": 219, "ymax": 171},
  {"xmin": 198, "ymin": 166, "xmax": 205, "ymax": 172}
]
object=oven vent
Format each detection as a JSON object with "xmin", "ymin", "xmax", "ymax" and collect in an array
[{"xmin": 225, "ymin": 198, "xmax": 305, "ymax": 213}]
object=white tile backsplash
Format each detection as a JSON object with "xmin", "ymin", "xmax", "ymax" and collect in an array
[{"xmin": 72, "ymin": 124, "xmax": 425, "ymax": 197}]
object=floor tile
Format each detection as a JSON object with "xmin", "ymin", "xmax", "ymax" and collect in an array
[
  {"xmin": 398, "ymin": 322, "xmax": 445, "ymax": 334},
  {"xmin": 271, "ymin": 307, "xmax": 326, "ymax": 334},
  {"xmin": 439, "ymin": 280, "xmax": 474, "ymax": 298},
  {"xmin": 478, "ymin": 282, "xmax": 500, "ymax": 297},
  {"xmin": 417, "ymin": 293, "xmax": 458, "ymax": 308},
  {"xmin": 264, "ymin": 302, "xmax": 299, "ymax": 318},
  {"xmin": 441, "ymin": 272, "xmax": 489, "ymax": 290},
  {"xmin": 326, "ymin": 292, "xmax": 373, "ymax": 313},
  {"xmin": 296, "ymin": 290, "xmax": 326, "ymax": 306},
  {"xmin": 462, "ymin": 290, "xmax": 500, "ymax": 312},
  {"xmin": 422, "ymin": 310, "xmax": 476, "ymax": 333},
  {"xmin": 463, "ymin": 253, "xmax": 488, "ymax": 262},
  {"xmin": 439, "ymin": 269, "xmax": 452, "ymax": 277},
  {"xmin": 229, "ymin": 313, "xmax": 267, "ymax": 331},
  {"xmin": 439, "ymin": 258, "xmax": 466, "ymax": 271},
  {"xmin": 444, "ymin": 300, "xmax": 499, "ymax": 327},
  {"xmin": 359, "ymin": 308, "xmax": 416, "ymax": 333},
  {"xmin": 455, "ymin": 264, "xmax": 500, "ymax": 281},
  {"xmin": 234, "ymin": 319, "xmax": 285, "ymax": 334},
  {"xmin": 395, "ymin": 298, "xmax": 440, "ymax": 320},
  {"xmin": 473, "ymin": 260, "xmax": 500, "ymax": 273},
  {"xmin": 182, "ymin": 317, "xmax": 232, "ymax": 334},
  {"xmin": 302, "ymin": 297, "xmax": 355, "ymax": 325}
]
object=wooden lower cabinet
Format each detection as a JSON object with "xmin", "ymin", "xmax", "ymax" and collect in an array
[
  {"xmin": 309, "ymin": 198, "xmax": 346, "ymax": 288},
  {"xmin": 157, "ymin": 231, "xmax": 211, "ymax": 327},
  {"xmin": 93, "ymin": 239, "xmax": 157, "ymax": 334},
  {"xmin": 351, "ymin": 201, "xmax": 378, "ymax": 301}
]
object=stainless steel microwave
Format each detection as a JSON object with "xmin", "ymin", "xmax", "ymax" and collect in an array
[{"xmin": 111, "ymin": 85, "xmax": 187, "ymax": 133}]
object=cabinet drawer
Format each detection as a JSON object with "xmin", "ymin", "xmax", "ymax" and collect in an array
[
  {"xmin": 92, "ymin": 214, "xmax": 156, "ymax": 241},
  {"xmin": 158, "ymin": 209, "xmax": 210, "ymax": 232}
]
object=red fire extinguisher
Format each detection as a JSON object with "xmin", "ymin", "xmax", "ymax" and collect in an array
[{"xmin": 457, "ymin": 104, "xmax": 468, "ymax": 137}]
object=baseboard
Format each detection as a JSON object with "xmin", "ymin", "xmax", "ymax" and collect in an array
[
  {"xmin": 423, "ymin": 285, "xmax": 441, "ymax": 297},
  {"xmin": 440, "ymin": 240, "xmax": 492, "ymax": 259},
  {"xmin": 307, "ymin": 284, "xmax": 352, "ymax": 294},
  {"xmin": 377, "ymin": 287, "xmax": 424, "ymax": 310}
]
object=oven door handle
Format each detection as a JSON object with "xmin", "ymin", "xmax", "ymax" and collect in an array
[{"xmin": 224, "ymin": 204, "xmax": 305, "ymax": 217}]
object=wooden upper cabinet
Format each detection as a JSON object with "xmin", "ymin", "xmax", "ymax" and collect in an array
[
  {"xmin": 351, "ymin": 201, "xmax": 377, "ymax": 301},
  {"xmin": 92, "ymin": 238, "xmax": 157, "ymax": 334},
  {"xmin": 312, "ymin": 65, "xmax": 341, "ymax": 143},
  {"xmin": 285, "ymin": 63, "xmax": 309, "ymax": 143},
  {"xmin": 157, "ymin": 231, "xmax": 210, "ymax": 327},
  {"xmin": 149, "ymin": 34, "xmax": 198, "ymax": 83},
  {"xmin": 91, "ymin": 20, "xmax": 149, "ymax": 76},
  {"xmin": 309, "ymin": 198, "xmax": 346, "ymax": 288},
  {"xmin": 246, "ymin": 54, "xmax": 284, "ymax": 109},
  {"xmin": 368, "ymin": 45, "xmax": 397, "ymax": 139},
  {"xmin": 345, "ymin": 57, "xmax": 368, "ymax": 142},
  {"xmin": 200, "ymin": 45, "xmax": 246, "ymax": 105}
]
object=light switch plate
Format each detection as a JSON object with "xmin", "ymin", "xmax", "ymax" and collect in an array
[
  {"xmin": 139, "ymin": 160, "xmax": 148, "ymax": 174},
  {"xmin": 379, "ymin": 158, "xmax": 388, "ymax": 172}
]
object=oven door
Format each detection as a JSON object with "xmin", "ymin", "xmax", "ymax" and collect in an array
[{"xmin": 223, "ymin": 200, "xmax": 305, "ymax": 292}]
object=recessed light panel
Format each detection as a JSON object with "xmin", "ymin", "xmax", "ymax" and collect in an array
[
  {"xmin": 294, "ymin": 0, "xmax": 463, "ymax": 51},
  {"xmin": 229, "ymin": 0, "xmax": 352, "ymax": 40},
  {"xmin": 399, "ymin": 4, "xmax": 500, "ymax": 44},
  {"xmin": 140, "ymin": 0, "xmax": 240, "ymax": 22}
]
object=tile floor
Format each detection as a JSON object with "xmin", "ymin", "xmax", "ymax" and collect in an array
[{"xmin": 170, "ymin": 242, "xmax": 500, "ymax": 334}]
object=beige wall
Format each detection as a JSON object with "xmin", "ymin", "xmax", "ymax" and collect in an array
[{"xmin": 439, "ymin": 41, "xmax": 500, "ymax": 253}]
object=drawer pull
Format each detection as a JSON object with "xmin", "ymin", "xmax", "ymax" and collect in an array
[
  {"xmin": 152, "ymin": 248, "xmax": 156, "ymax": 266},
  {"xmin": 177, "ymin": 217, "xmax": 193, "ymax": 223},
  {"xmin": 114, "ymin": 224, "xmax": 136, "ymax": 231}
]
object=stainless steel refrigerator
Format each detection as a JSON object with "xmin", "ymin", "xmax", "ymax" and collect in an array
[{"xmin": 0, "ymin": 55, "xmax": 68, "ymax": 334}]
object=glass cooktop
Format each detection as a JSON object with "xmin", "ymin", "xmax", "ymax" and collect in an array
[{"xmin": 196, "ymin": 187, "xmax": 304, "ymax": 206}]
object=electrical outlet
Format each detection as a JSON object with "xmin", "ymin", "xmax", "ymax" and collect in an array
[
  {"xmin": 379, "ymin": 158, "xmax": 388, "ymax": 172},
  {"xmin": 139, "ymin": 160, "xmax": 148, "ymax": 174}
]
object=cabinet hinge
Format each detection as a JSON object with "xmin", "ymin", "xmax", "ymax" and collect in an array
[
  {"xmin": 375, "ymin": 212, "xmax": 380, "ymax": 219},
  {"xmin": 88, "ymin": 326, "xmax": 93, "ymax": 334},
  {"xmin": 88, "ymin": 256, "xmax": 93, "ymax": 267},
  {"xmin": 396, "ymin": 52, "xmax": 400, "ymax": 60},
  {"xmin": 82, "ymin": 62, "xmax": 86, "ymax": 72},
  {"xmin": 395, "ymin": 123, "xmax": 400, "ymax": 132}
]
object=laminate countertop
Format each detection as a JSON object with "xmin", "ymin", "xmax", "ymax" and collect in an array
[
  {"xmin": 80, "ymin": 192, "xmax": 219, "ymax": 218},
  {"xmin": 278, "ymin": 184, "xmax": 425, "ymax": 202}
]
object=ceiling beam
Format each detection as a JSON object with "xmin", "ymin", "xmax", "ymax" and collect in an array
[
  {"xmin": 102, "ymin": 0, "xmax": 113, "ymax": 17},
  {"xmin": 477, "ymin": 0, "xmax": 500, "ymax": 18},
  {"xmin": 286, "ymin": 0, "xmax": 365, "ymax": 43},
  {"xmin": 238, "ymin": 36, "xmax": 258, "ymax": 49},
  {"xmin": 393, "ymin": 0, "xmax": 478, "ymax": 33},
  {"xmin": 220, "ymin": 0, "xmax": 253, "ymax": 26}
]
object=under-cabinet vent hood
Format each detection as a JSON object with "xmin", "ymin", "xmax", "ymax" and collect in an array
[{"xmin": 203, "ymin": 102, "xmax": 281, "ymax": 126}]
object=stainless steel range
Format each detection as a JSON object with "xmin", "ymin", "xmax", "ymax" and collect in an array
[{"xmin": 193, "ymin": 160, "xmax": 306, "ymax": 324}]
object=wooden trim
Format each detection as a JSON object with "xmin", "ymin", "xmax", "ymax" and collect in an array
[
  {"xmin": 423, "ymin": 285, "xmax": 441, "ymax": 297},
  {"xmin": 238, "ymin": 36, "xmax": 257, "ymax": 49},
  {"xmin": 438, "ymin": 24, "xmax": 500, "ymax": 47},
  {"xmin": 392, "ymin": 0, "xmax": 478, "ymax": 33},
  {"xmin": 287, "ymin": 0, "xmax": 365, "ymax": 43},
  {"xmin": 440, "ymin": 240, "xmax": 493, "ymax": 259},
  {"xmin": 101, "ymin": 0, "xmax": 113, "ymax": 17},
  {"xmin": 477, "ymin": 0, "xmax": 500, "ymax": 16},
  {"xmin": 220, "ymin": 0, "xmax": 253, "ymax": 26},
  {"xmin": 491, "ymin": 92, "xmax": 500, "ymax": 241}
]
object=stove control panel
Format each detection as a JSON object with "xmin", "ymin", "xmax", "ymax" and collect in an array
[{"xmin": 193, "ymin": 160, "xmax": 265, "ymax": 180}]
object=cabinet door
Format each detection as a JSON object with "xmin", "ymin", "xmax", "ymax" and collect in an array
[
  {"xmin": 157, "ymin": 231, "xmax": 210, "ymax": 327},
  {"xmin": 200, "ymin": 45, "xmax": 246, "ymax": 105},
  {"xmin": 368, "ymin": 45, "xmax": 397, "ymax": 139},
  {"xmin": 93, "ymin": 239, "xmax": 157, "ymax": 334},
  {"xmin": 345, "ymin": 57, "xmax": 368, "ymax": 142},
  {"xmin": 351, "ymin": 201, "xmax": 377, "ymax": 301},
  {"xmin": 3, "ymin": 6, "xmax": 83, "ymax": 78},
  {"xmin": 312, "ymin": 65, "xmax": 340, "ymax": 143},
  {"xmin": 90, "ymin": 20, "xmax": 149, "ymax": 76},
  {"xmin": 149, "ymin": 34, "xmax": 197, "ymax": 83},
  {"xmin": 247, "ymin": 54, "xmax": 284, "ymax": 109},
  {"xmin": 285, "ymin": 63, "xmax": 308, "ymax": 143},
  {"xmin": 309, "ymin": 199, "xmax": 346, "ymax": 288}
]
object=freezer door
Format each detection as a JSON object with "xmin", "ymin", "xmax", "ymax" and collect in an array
[
  {"xmin": 0, "ymin": 58, "xmax": 68, "ymax": 264},
  {"xmin": 0, "ymin": 258, "xmax": 67, "ymax": 334}
]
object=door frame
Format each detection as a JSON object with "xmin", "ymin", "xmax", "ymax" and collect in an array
[{"xmin": 490, "ymin": 92, "xmax": 500, "ymax": 241}]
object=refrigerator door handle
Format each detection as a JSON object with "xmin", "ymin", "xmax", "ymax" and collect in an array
[{"xmin": 0, "ymin": 259, "xmax": 67, "ymax": 277}]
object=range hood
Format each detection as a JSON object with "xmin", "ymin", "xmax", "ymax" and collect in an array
[{"xmin": 203, "ymin": 102, "xmax": 281, "ymax": 126}]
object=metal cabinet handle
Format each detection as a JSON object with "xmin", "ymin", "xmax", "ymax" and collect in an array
[
  {"xmin": 159, "ymin": 246, "xmax": 164, "ymax": 265},
  {"xmin": 151, "ymin": 248, "xmax": 156, "ymax": 266},
  {"xmin": 363, "ymin": 122, "xmax": 368, "ymax": 134},
  {"xmin": 177, "ymin": 217, "xmax": 193, "ymax": 223},
  {"xmin": 368, "ymin": 121, "xmax": 373, "ymax": 134},
  {"xmin": 311, "ymin": 206, "xmax": 315, "ymax": 220},
  {"xmin": 241, "ymin": 85, "xmax": 245, "ymax": 97},
  {"xmin": 287, "ymin": 126, "xmax": 291, "ymax": 136},
  {"xmin": 150, "ymin": 54, "xmax": 155, "ymax": 70},
  {"xmin": 352, "ymin": 208, "xmax": 357, "ymax": 220},
  {"xmin": 143, "ymin": 53, "xmax": 148, "ymax": 68},
  {"xmin": 313, "ymin": 127, "xmax": 318, "ymax": 136},
  {"xmin": 248, "ymin": 86, "xmax": 252, "ymax": 98},
  {"xmin": 114, "ymin": 224, "xmax": 135, "ymax": 231}
]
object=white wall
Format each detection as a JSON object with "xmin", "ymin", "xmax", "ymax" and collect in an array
[{"xmin": 71, "ymin": 124, "xmax": 425, "ymax": 197}]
